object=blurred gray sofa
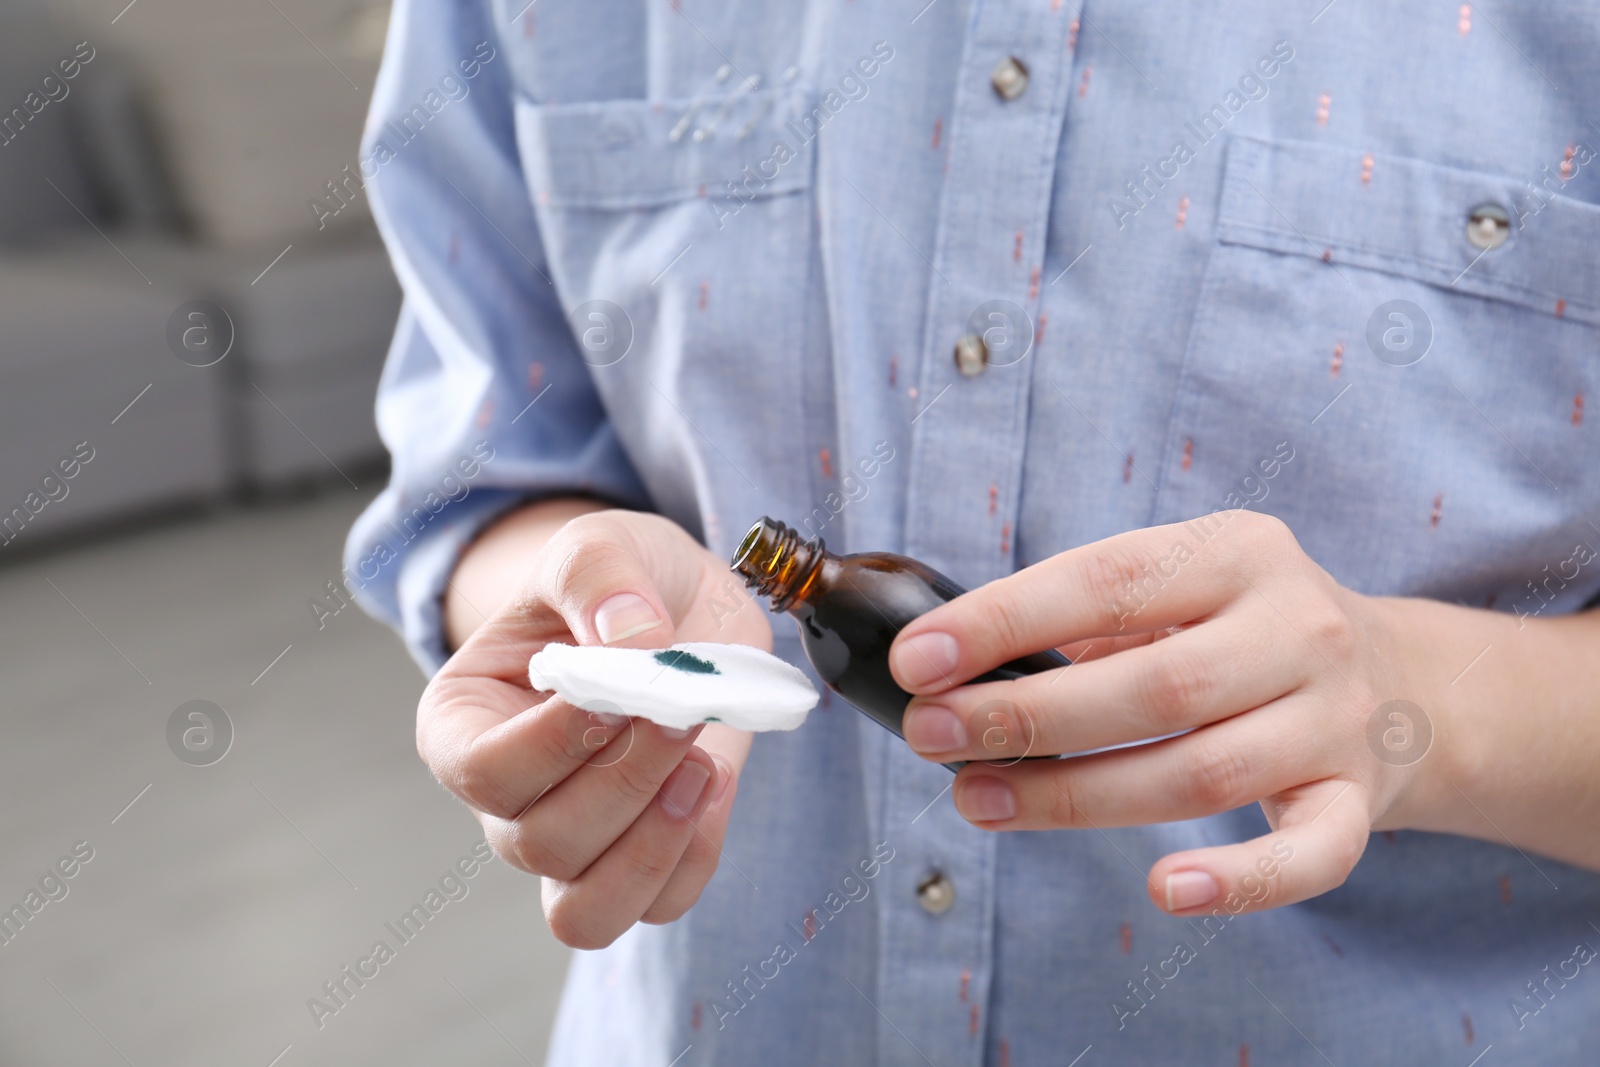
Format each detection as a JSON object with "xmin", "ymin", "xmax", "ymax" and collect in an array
[{"xmin": 0, "ymin": 8, "xmax": 399, "ymax": 552}]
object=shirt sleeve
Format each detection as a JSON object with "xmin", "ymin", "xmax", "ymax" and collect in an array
[{"xmin": 343, "ymin": 0, "xmax": 652, "ymax": 676}]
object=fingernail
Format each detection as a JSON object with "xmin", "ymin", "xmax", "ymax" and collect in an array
[
  {"xmin": 904, "ymin": 704, "xmax": 967, "ymax": 754},
  {"xmin": 590, "ymin": 711, "xmax": 628, "ymax": 727},
  {"xmin": 1164, "ymin": 870, "xmax": 1219, "ymax": 912},
  {"xmin": 709, "ymin": 753, "xmax": 735, "ymax": 802},
  {"xmin": 658, "ymin": 759, "xmax": 712, "ymax": 821},
  {"xmin": 893, "ymin": 631, "xmax": 960, "ymax": 689},
  {"xmin": 594, "ymin": 593, "xmax": 663, "ymax": 645},
  {"xmin": 959, "ymin": 776, "xmax": 1016, "ymax": 822},
  {"xmin": 659, "ymin": 722, "xmax": 700, "ymax": 741}
]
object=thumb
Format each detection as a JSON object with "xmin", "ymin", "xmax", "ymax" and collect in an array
[
  {"xmin": 535, "ymin": 519, "xmax": 682, "ymax": 650},
  {"xmin": 1145, "ymin": 778, "xmax": 1370, "ymax": 916}
]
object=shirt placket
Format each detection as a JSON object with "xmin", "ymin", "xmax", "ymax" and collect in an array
[{"xmin": 880, "ymin": 3, "xmax": 1079, "ymax": 1065}]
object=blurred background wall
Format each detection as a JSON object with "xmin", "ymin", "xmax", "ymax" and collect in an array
[
  {"xmin": 0, "ymin": 0, "xmax": 398, "ymax": 541},
  {"xmin": 0, "ymin": 2, "xmax": 572, "ymax": 1063}
]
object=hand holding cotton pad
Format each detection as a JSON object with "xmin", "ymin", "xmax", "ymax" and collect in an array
[{"xmin": 526, "ymin": 642, "xmax": 819, "ymax": 731}]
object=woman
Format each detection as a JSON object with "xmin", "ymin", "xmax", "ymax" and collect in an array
[{"xmin": 347, "ymin": 1, "xmax": 1600, "ymax": 1061}]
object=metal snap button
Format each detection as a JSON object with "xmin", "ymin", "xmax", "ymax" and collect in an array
[
  {"xmin": 990, "ymin": 56, "xmax": 1029, "ymax": 101},
  {"xmin": 1466, "ymin": 203, "xmax": 1510, "ymax": 250},
  {"xmin": 916, "ymin": 870, "xmax": 956, "ymax": 915},
  {"xmin": 954, "ymin": 333, "xmax": 988, "ymax": 377}
]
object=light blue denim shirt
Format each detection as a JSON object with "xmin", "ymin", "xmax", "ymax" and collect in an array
[{"xmin": 346, "ymin": 1, "xmax": 1600, "ymax": 1062}]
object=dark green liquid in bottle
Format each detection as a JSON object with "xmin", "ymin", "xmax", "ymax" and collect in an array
[{"xmin": 731, "ymin": 517, "xmax": 1069, "ymax": 772}]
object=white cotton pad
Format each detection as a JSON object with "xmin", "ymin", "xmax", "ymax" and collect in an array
[{"xmin": 526, "ymin": 642, "xmax": 820, "ymax": 732}]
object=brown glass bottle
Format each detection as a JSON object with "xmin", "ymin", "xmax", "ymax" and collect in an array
[{"xmin": 731, "ymin": 516, "xmax": 1069, "ymax": 772}]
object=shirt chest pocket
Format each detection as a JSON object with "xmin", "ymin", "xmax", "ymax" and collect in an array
[
  {"xmin": 1155, "ymin": 134, "xmax": 1600, "ymax": 607},
  {"xmin": 511, "ymin": 86, "xmax": 821, "ymax": 526}
]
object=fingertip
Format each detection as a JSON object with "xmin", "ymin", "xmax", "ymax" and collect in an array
[
  {"xmin": 890, "ymin": 630, "xmax": 962, "ymax": 692},
  {"xmin": 954, "ymin": 773, "xmax": 1018, "ymax": 825},
  {"xmin": 903, "ymin": 703, "xmax": 968, "ymax": 756}
]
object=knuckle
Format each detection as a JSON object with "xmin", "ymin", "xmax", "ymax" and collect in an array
[
  {"xmin": 977, "ymin": 594, "xmax": 1034, "ymax": 664},
  {"xmin": 1237, "ymin": 510, "xmax": 1294, "ymax": 551},
  {"xmin": 552, "ymin": 509, "xmax": 610, "ymax": 544},
  {"xmin": 1140, "ymin": 646, "xmax": 1219, "ymax": 718},
  {"xmin": 1219, "ymin": 511, "xmax": 1294, "ymax": 579},
  {"xmin": 1182, "ymin": 741, "xmax": 1255, "ymax": 813},
  {"xmin": 549, "ymin": 535, "xmax": 629, "ymax": 608},
  {"xmin": 552, "ymin": 707, "xmax": 617, "ymax": 763},
  {"xmin": 485, "ymin": 811, "xmax": 588, "ymax": 880},
  {"xmin": 621, "ymin": 845, "xmax": 682, "ymax": 890},
  {"xmin": 1088, "ymin": 546, "xmax": 1150, "ymax": 608},
  {"xmin": 604, "ymin": 751, "xmax": 668, "ymax": 809},
  {"xmin": 504, "ymin": 827, "xmax": 585, "ymax": 882},
  {"xmin": 1304, "ymin": 598, "xmax": 1358, "ymax": 660},
  {"xmin": 450, "ymin": 761, "xmax": 526, "ymax": 822},
  {"xmin": 640, "ymin": 893, "xmax": 697, "ymax": 926},
  {"xmin": 482, "ymin": 823, "xmax": 538, "ymax": 876},
  {"xmin": 493, "ymin": 840, "xmax": 540, "ymax": 877},
  {"xmin": 544, "ymin": 900, "xmax": 618, "ymax": 951},
  {"xmin": 974, "ymin": 699, "xmax": 1031, "ymax": 757},
  {"xmin": 1045, "ymin": 772, "xmax": 1086, "ymax": 829}
]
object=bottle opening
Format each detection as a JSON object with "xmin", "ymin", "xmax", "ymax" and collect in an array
[
  {"xmin": 729, "ymin": 516, "xmax": 825, "ymax": 612},
  {"xmin": 731, "ymin": 521, "xmax": 767, "ymax": 573}
]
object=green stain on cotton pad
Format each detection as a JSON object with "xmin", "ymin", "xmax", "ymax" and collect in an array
[{"xmin": 653, "ymin": 650, "xmax": 721, "ymax": 675}]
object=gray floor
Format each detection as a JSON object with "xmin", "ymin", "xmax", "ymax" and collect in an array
[{"xmin": 0, "ymin": 491, "xmax": 572, "ymax": 1065}]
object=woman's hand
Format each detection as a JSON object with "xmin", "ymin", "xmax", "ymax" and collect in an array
[
  {"xmin": 419, "ymin": 508, "xmax": 771, "ymax": 948},
  {"xmin": 887, "ymin": 510, "xmax": 1492, "ymax": 917}
]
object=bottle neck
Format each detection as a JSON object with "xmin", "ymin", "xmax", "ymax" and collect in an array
[{"xmin": 730, "ymin": 517, "xmax": 829, "ymax": 613}]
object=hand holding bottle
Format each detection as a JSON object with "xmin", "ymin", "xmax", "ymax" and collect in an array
[
  {"xmin": 418, "ymin": 507, "xmax": 769, "ymax": 948},
  {"xmin": 886, "ymin": 510, "xmax": 1549, "ymax": 918}
]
